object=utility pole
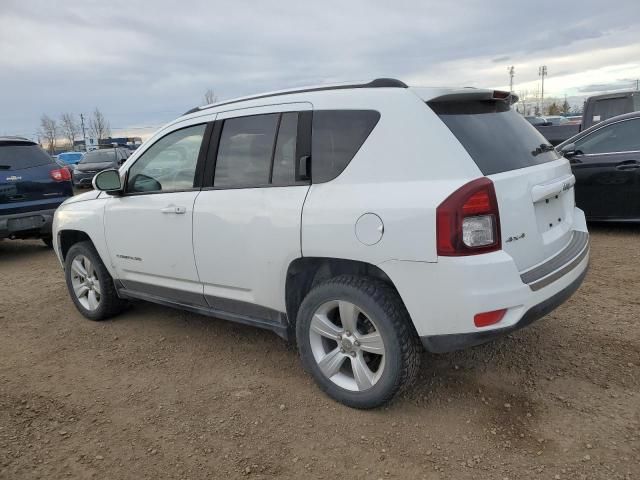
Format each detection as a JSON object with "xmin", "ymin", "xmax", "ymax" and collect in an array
[
  {"xmin": 507, "ymin": 66, "xmax": 515, "ymax": 105},
  {"xmin": 80, "ymin": 113, "xmax": 87, "ymax": 152},
  {"xmin": 538, "ymin": 65, "xmax": 547, "ymax": 115}
]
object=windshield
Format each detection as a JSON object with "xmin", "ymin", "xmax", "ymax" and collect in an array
[
  {"xmin": 0, "ymin": 143, "xmax": 53, "ymax": 170},
  {"xmin": 80, "ymin": 149, "xmax": 117, "ymax": 164},
  {"xmin": 429, "ymin": 101, "xmax": 560, "ymax": 175}
]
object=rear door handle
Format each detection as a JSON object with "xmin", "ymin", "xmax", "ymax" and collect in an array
[
  {"xmin": 161, "ymin": 206, "xmax": 186, "ymax": 214},
  {"xmin": 616, "ymin": 163, "xmax": 640, "ymax": 171}
]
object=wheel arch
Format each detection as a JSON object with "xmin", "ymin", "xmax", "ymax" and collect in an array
[
  {"xmin": 58, "ymin": 229, "xmax": 94, "ymax": 261},
  {"xmin": 284, "ymin": 257, "xmax": 405, "ymax": 335}
]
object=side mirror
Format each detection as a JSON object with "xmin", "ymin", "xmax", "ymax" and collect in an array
[
  {"xmin": 541, "ymin": 121, "xmax": 553, "ymax": 127},
  {"xmin": 560, "ymin": 143, "xmax": 577, "ymax": 157},
  {"xmin": 93, "ymin": 169, "xmax": 122, "ymax": 194}
]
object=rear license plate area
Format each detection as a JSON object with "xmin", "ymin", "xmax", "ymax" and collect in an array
[
  {"xmin": 8, "ymin": 215, "xmax": 46, "ymax": 232},
  {"xmin": 534, "ymin": 191, "xmax": 574, "ymax": 235}
]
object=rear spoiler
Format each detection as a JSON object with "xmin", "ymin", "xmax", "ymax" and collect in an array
[{"xmin": 429, "ymin": 89, "xmax": 518, "ymax": 104}]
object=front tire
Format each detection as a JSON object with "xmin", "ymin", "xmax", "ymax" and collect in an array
[
  {"xmin": 296, "ymin": 275, "xmax": 422, "ymax": 409},
  {"xmin": 64, "ymin": 241, "xmax": 126, "ymax": 321}
]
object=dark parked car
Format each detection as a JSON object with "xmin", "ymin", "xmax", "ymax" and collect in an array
[
  {"xmin": 525, "ymin": 116, "xmax": 551, "ymax": 126},
  {"xmin": 545, "ymin": 115, "xmax": 570, "ymax": 126},
  {"xmin": 0, "ymin": 137, "xmax": 73, "ymax": 246},
  {"xmin": 558, "ymin": 112, "xmax": 640, "ymax": 221},
  {"xmin": 73, "ymin": 148, "xmax": 129, "ymax": 188}
]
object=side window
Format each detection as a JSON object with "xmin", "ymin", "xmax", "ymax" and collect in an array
[
  {"xmin": 214, "ymin": 114, "xmax": 279, "ymax": 188},
  {"xmin": 127, "ymin": 124, "xmax": 206, "ymax": 193},
  {"xmin": 312, "ymin": 110, "xmax": 380, "ymax": 183},
  {"xmin": 271, "ymin": 112, "xmax": 299, "ymax": 185},
  {"xmin": 576, "ymin": 119, "xmax": 640, "ymax": 155}
]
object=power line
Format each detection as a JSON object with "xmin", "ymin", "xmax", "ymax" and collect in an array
[
  {"xmin": 507, "ymin": 66, "xmax": 515, "ymax": 106},
  {"xmin": 538, "ymin": 65, "xmax": 548, "ymax": 114},
  {"xmin": 80, "ymin": 114, "xmax": 87, "ymax": 152}
]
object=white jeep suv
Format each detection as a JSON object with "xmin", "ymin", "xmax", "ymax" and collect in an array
[{"xmin": 53, "ymin": 79, "xmax": 589, "ymax": 408}]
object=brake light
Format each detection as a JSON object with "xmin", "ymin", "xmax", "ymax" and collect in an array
[
  {"xmin": 474, "ymin": 309, "xmax": 507, "ymax": 328},
  {"xmin": 437, "ymin": 177, "xmax": 501, "ymax": 256},
  {"xmin": 50, "ymin": 167, "xmax": 72, "ymax": 182}
]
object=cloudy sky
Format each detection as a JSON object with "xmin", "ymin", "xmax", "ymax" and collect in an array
[{"xmin": 1, "ymin": 0, "xmax": 639, "ymax": 140}]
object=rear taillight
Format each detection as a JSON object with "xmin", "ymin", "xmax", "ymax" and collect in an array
[
  {"xmin": 50, "ymin": 167, "xmax": 72, "ymax": 182},
  {"xmin": 436, "ymin": 177, "xmax": 501, "ymax": 256}
]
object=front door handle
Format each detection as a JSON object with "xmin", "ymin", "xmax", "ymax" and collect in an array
[
  {"xmin": 161, "ymin": 206, "xmax": 187, "ymax": 214},
  {"xmin": 616, "ymin": 163, "xmax": 640, "ymax": 171}
]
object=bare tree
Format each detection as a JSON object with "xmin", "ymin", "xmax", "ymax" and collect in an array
[
  {"xmin": 530, "ymin": 86, "xmax": 541, "ymax": 116},
  {"xmin": 203, "ymin": 88, "xmax": 218, "ymax": 105},
  {"xmin": 542, "ymin": 97, "xmax": 563, "ymax": 116},
  {"xmin": 39, "ymin": 114, "xmax": 58, "ymax": 154},
  {"xmin": 517, "ymin": 89, "xmax": 529, "ymax": 115},
  {"xmin": 547, "ymin": 101, "xmax": 561, "ymax": 115},
  {"xmin": 60, "ymin": 113, "xmax": 79, "ymax": 151},
  {"xmin": 561, "ymin": 96, "xmax": 571, "ymax": 115},
  {"xmin": 89, "ymin": 108, "xmax": 110, "ymax": 141}
]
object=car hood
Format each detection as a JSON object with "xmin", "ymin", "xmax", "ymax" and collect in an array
[
  {"xmin": 76, "ymin": 161, "xmax": 116, "ymax": 171},
  {"xmin": 61, "ymin": 190, "xmax": 101, "ymax": 205}
]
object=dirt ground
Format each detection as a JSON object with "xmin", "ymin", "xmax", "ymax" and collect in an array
[{"xmin": 1, "ymin": 226, "xmax": 639, "ymax": 480}]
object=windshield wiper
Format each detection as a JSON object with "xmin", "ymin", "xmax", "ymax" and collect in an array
[{"xmin": 531, "ymin": 143, "xmax": 555, "ymax": 156}]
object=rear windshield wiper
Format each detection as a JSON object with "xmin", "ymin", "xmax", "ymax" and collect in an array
[{"xmin": 531, "ymin": 144, "xmax": 555, "ymax": 156}]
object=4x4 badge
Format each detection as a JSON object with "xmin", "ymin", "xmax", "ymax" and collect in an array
[{"xmin": 505, "ymin": 232, "xmax": 526, "ymax": 243}]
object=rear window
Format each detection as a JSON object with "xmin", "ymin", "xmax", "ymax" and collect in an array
[
  {"xmin": 80, "ymin": 149, "xmax": 117, "ymax": 163},
  {"xmin": 429, "ymin": 101, "xmax": 560, "ymax": 175},
  {"xmin": 591, "ymin": 97, "xmax": 630, "ymax": 123},
  {"xmin": 0, "ymin": 143, "xmax": 53, "ymax": 170},
  {"xmin": 312, "ymin": 110, "xmax": 380, "ymax": 183}
]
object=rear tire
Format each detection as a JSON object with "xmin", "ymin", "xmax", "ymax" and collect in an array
[
  {"xmin": 296, "ymin": 275, "xmax": 422, "ymax": 409},
  {"xmin": 42, "ymin": 237, "xmax": 53, "ymax": 248},
  {"xmin": 64, "ymin": 241, "xmax": 126, "ymax": 321}
]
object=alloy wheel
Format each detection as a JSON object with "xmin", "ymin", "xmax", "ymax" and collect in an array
[
  {"xmin": 308, "ymin": 300, "xmax": 386, "ymax": 391},
  {"xmin": 70, "ymin": 254, "xmax": 102, "ymax": 311}
]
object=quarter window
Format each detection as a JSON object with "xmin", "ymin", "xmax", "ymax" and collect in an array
[
  {"xmin": 127, "ymin": 124, "xmax": 206, "ymax": 193},
  {"xmin": 311, "ymin": 110, "xmax": 380, "ymax": 183},
  {"xmin": 575, "ymin": 119, "xmax": 640, "ymax": 155}
]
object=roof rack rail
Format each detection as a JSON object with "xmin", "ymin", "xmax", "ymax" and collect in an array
[
  {"xmin": 182, "ymin": 78, "xmax": 408, "ymax": 116},
  {"xmin": 0, "ymin": 136, "xmax": 33, "ymax": 143}
]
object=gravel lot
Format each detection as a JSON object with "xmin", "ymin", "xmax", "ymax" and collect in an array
[{"xmin": 1, "ymin": 225, "xmax": 639, "ymax": 480}]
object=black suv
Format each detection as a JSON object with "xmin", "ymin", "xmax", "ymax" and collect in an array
[
  {"xmin": 72, "ymin": 148, "xmax": 130, "ymax": 188},
  {"xmin": 0, "ymin": 137, "xmax": 73, "ymax": 246}
]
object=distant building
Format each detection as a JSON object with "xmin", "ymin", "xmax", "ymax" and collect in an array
[{"xmin": 74, "ymin": 136, "xmax": 142, "ymax": 150}]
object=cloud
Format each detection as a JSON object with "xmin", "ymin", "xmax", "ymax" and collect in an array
[
  {"xmin": 1, "ymin": 0, "xmax": 639, "ymax": 138},
  {"xmin": 578, "ymin": 79, "xmax": 639, "ymax": 93}
]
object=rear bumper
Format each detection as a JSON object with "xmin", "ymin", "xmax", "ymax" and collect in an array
[
  {"xmin": 421, "ymin": 264, "xmax": 588, "ymax": 352},
  {"xmin": 379, "ymin": 209, "xmax": 590, "ymax": 353},
  {"xmin": 0, "ymin": 208, "xmax": 57, "ymax": 239}
]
